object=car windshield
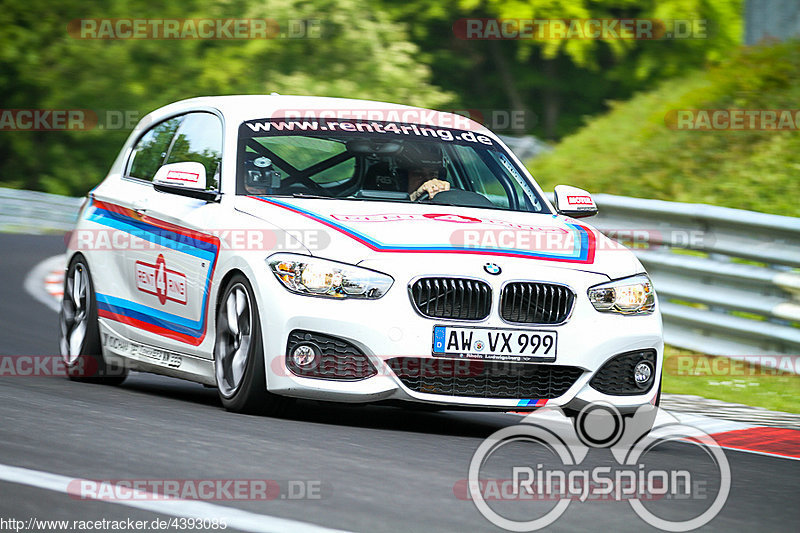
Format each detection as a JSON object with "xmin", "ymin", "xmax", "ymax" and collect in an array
[{"xmin": 236, "ymin": 117, "xmax": 549, "ymax": 213}]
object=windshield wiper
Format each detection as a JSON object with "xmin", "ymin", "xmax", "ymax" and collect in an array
[
  {"xmin": 289, "ymin": 193, "xmax": 373, "ymax": 201},
  {"xmin": 291, "ymin": 192, "xmax": 335, "ymax": 199},
  {"xmin": 262, "ymin": 193, "xmax": 385, "ymax": 202},
  {"xmin": 263, "ymin": 193, "xmax": 336, "ymax": 200}
]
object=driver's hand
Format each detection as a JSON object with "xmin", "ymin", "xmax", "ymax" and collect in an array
[{"xmin": 410, "ymin": 179, "xmax": 450, "ymax": 201}]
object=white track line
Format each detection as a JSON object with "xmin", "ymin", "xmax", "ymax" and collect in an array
[
  {"xmin": 667, "ymin": 411, "xmax": 752, "ymax": 435},
  {"xmin": 0, "ymin": 463, "xmax": 354, "ymax": 533},
  {"xmin": 24, "ymin": 254, "xmax": 66, "ymax": 312}
]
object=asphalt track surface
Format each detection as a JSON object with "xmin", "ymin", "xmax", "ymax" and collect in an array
[{"xmin": 0, "ymin": 234, "xmax": 797, "ymax": 532}]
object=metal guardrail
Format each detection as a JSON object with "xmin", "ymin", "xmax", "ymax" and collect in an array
[
  {"xmin": 0, "ymin": 187, "xmax": 83, "ymax": 234},
  {"xmin": 498, "ymin": 135, "xmax": 552, "ymax": 161},
  {"xmin": 1, "ymin": 186, "xmax": 798, "ymax": 364},
  {"xmin": 590, "ymin": 193, "xmax": 800, "ymax": 363}
]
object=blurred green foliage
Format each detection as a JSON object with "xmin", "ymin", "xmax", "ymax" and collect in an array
[
  {"xmin": 382, "ymin": 0, "xmax": 741, "ymax": 138},
  {"xmin": 0, "ymin": 0, "xmax": 756, "ymax": 199},
  {"xmin": 531, "ymin": 41, "xmax": 800, "ymax": 217},
  {"xmin": 0, "ymin": 0, "xmax": 451, "ymax": 195}
]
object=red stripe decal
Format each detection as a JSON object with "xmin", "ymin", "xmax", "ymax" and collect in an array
[{"xmin": 98, "ymin": 309, "xmax": 202, "ymax": 346}]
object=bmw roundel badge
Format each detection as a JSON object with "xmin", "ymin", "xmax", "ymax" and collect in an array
[{"xmin": 483, "ymin": 263, "xmax": 501, "ymax": 275}]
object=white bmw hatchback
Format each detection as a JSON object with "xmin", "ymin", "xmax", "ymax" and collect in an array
[{"xmin": 59, "ymin": 95, "xmax": 662, "ymax": 416}]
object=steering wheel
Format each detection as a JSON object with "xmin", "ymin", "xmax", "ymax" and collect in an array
[
  {"xmin": 425, "ymin": 189, "xmax": 497, "ymax": 207},
  {"xmin": 413, "ymin": 190, "xmax": 431, "ymax": 202},
  {"xmin": 279, "ymin": 175, "xmax": 328, "ymax": 194}
]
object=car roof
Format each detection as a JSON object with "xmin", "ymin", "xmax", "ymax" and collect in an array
[{"xmin": 141, "ymin": 94, "xmax": 492, "ymax": 135}]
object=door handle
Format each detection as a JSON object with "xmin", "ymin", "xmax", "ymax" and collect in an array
[{"xmin": 132, "ymin": 198, "xmax": 149, "ymax": 216}]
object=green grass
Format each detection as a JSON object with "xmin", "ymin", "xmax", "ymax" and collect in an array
[
  {"xmin": 529, "ymin": 41, "xmax": 800, "ymax": 218},
  {"xmin": 530, "ymin": 42, "xmax": 800, "ymax": 411},
  {"xmin": 662, "ymin": 346, "xmax": 800, "ymax": 413}
]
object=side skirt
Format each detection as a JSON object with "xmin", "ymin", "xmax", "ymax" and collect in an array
[{"xmin": 98, "ymin": 320, "xmax": 216, "ymax": 386}]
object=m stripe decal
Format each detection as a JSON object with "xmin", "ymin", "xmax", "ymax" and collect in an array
[{"xmin": 86, "ymin": 198, "xmax": 219, "ymax": 345}]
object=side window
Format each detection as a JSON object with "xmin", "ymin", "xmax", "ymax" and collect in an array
[
  {"xmin": 449, "ymin": 145, "xmax": 536, "ymax": 211},
  {"xmin": 127, "ymin": 118, "xmax": 183, "ymax": 181},
  {"xmin": 164, "ymin": 113, "xmax": 223, "ymax": 190},
  {"xmin": 449, "ymin": 145, "xmax": 512, "ymax": 208}
]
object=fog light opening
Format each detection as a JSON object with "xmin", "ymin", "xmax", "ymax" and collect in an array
[
  {"xmin": 291, "ymin": 343, "xmax": 319, "ymax": 369},
  {"xmin": 634, "ymin": 361, "xmax": 653, "ymax": 388}
]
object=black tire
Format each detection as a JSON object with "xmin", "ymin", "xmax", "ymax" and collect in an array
[
  {"xmin": 213, "ymin": 274, "xmax": 288, "ymax": 415},
  {"xmin": 59, "ymin": 255, "xmax": 128, "ymax": 384}
]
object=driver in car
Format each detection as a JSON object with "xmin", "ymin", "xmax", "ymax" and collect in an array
[{"xmin": 398, "ymin": 144, "xmax": 451, "ymax": 201}]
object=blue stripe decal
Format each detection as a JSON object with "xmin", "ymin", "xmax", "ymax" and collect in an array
[
  {"xmin": 88, "ymin": 207, "xmax": 216, "ymax": 259},
  {"xmin": 96, "ymin": 293, "xmax": 203, "ymax": 332}
]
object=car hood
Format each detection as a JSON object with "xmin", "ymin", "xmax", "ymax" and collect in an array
[{"xmin": 235, "ymin": 196, "xmax": 644, "ymax": 279}]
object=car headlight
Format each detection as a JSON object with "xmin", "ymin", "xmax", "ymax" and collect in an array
[
  {"xmin": 587, "ymin": 274, "xmax": 655, "ymax": 315},
  {"xmin": 267, "ymin": 253, "xmax": 393, "ymax": 299}
]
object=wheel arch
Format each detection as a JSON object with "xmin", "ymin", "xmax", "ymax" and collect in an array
[{"xmin": 215, "ymin": 267, "xmax": 248, "ymax": 313}]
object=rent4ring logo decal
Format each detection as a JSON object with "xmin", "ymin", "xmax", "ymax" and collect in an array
[
  {"xmin": 241, "ymin": 117, "xmax": 496, "ymax": 147},
  {"xmin": 135, "ymin": 254, "xmax": 187, "ymax": 305}
]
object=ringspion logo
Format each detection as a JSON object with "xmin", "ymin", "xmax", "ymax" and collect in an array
[{"xmin": 466, "ymin": 404, "xmax": 730, "ymax": 531}]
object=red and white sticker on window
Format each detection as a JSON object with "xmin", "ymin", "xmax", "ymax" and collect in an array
[
  {"xmin": 165, "ymin": 169, "xmax": 200, "ymax": 183},
  {"xmin": 135, "ymin": 254, "xmax": 187, "ymax": 305}
]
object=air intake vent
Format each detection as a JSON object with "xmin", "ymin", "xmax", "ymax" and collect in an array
[
  {"xmin": 500, "ymin": 282, "xmax": 574, "ymax": 324},
  {"xmin": 410, "ymin": 277, "xmax": 491, "ymax": 320},
  {"xmin": 388, "ymin": 358, "xmax": 583, "ymax": 400}
]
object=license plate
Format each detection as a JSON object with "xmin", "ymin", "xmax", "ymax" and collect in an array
[{"xmin": 432, "ymin": 325, "xmax": 557, "ymax": 362}]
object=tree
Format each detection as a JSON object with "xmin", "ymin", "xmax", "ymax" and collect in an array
[
  {"xmin": 0, "ymin": 0, "xmax": 452, "ymax": 194},
  {"xmin": 379, "ymin": 0, "xmax": 742, "ymax": 138}
]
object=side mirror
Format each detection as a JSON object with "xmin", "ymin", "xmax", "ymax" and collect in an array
[
  {"xmin": 553, "ymin": 185, "xmax": 597, "ymax": 218},
  {"xmin": 153, "ymin": 162, "xmax": 219, "ymax": 202}
]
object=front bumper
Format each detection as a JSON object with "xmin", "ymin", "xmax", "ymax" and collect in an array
[{"xmin": 256, "ymin": 254, "xmax": 663, "ymax": 411}]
